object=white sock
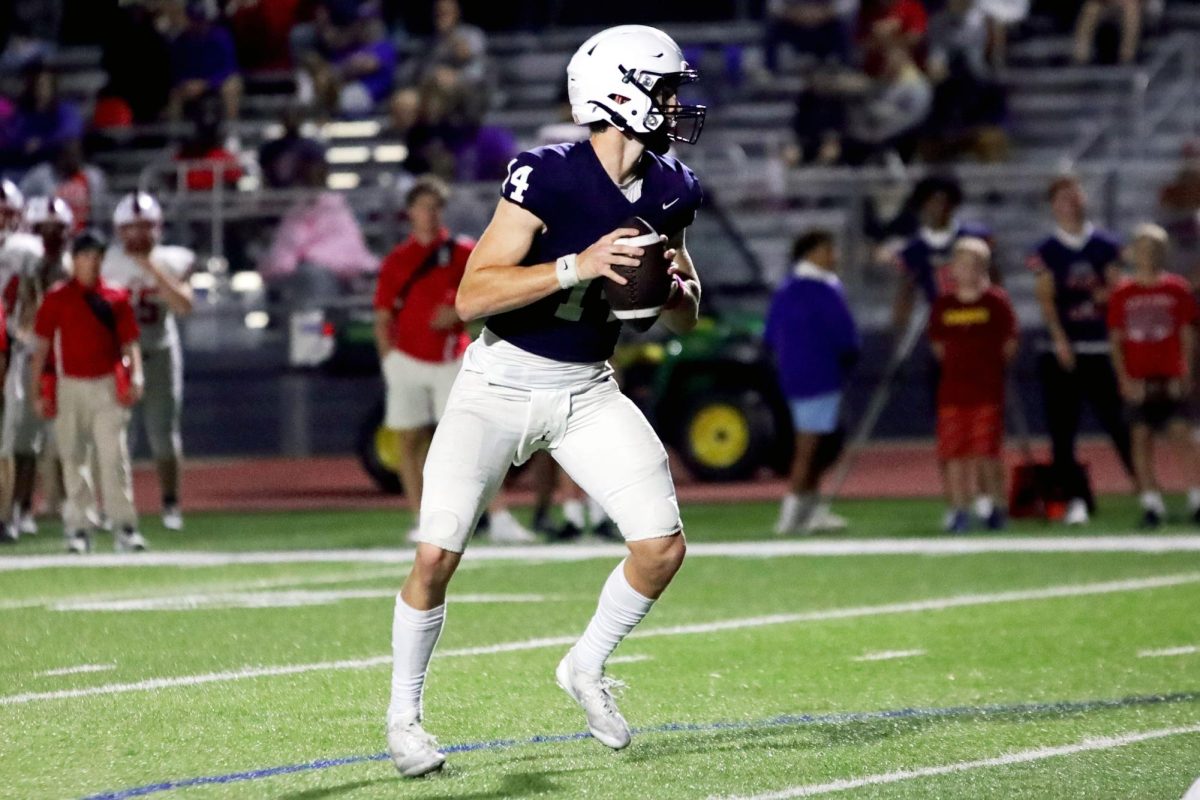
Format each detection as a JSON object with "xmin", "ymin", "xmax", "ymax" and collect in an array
[
  {"xmin": 571, "ymin": 560, "xmax": 654, "ymax": 676},
  {"xmin": 387, "ymin": 596, "xmax": 445, "ymax": 724},
  {"xmin": 1189, "ymin": 488, "xmax": 1200, "ymax": 512},
  {"xmin": 562, "ymin": 499, "xmax": 586, "ymax": 529},
  {"xmin": 585, "ymin": 495, "xmax": 609, "ymax": 524},
  {"xmin": 973, "ymin": 495, "xmax": 994, "ymax": 520},
  {"xmin": 1140, "ymin": 491, "xmax": 1165, "ymax": 514}
]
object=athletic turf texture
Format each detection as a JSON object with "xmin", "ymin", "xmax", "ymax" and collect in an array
[{"xmin": 2, "ymin": 498, "xmax": 1198, "ymax": 799}]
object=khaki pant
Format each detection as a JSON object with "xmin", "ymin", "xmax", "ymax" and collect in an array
[{"xmin": 55, "ymin": 375, "xmax": 137, "ymax": 533}]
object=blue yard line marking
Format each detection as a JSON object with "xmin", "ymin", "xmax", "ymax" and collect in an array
[{"xmin": 79, "ymin": 690, "xmax": 1198, "ymax": 800}]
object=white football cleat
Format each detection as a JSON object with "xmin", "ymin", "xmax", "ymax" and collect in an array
[
  {"xmin": 65, "ymin": 530, "xmax": 91, "ymax": 554},
  {"xmin": 386, "ymin": 711, "xmax": 446, "ymax": 777},
  {"xmin": 805, "ymin": 504, "xmax": 848, "ymax": 532},
  {"xmin": 555, "ymin": 651, "xmax": 631, "ymax": 750},
  {"xmin": 1064, "ymin": 498, "xmax": 1089, "ymax": 526},
  {"xmin": 115, "ymin": 528, "xmax": 148, "ymax": 553},
  {"xmin": 487, "ymin": 509, "xmax": 538, "ymax": 544},
  {"xmin": 162, "ymin": 504, "xmax": 184, "ymax": 531}
]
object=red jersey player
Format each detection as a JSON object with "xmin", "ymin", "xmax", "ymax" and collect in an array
[
  {"xmin": 1107, "ymin": 223, "xmax": 1200, "ymax": 527},
  {"xmin": 929, "ymin": 237, "xmax": 1018, "ymax": 533}
]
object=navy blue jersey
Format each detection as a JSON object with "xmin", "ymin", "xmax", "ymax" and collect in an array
[
  {"xmin": 897, "ymin": 222, "xmax": 992, "ymax": 303},
  {"xmin": 485, "ymin": 141, "xmax": 703, "ymax": 363},
  {"xmin": 1028, "ymin": 227, "xmax": 1121, "ymax": 344}
]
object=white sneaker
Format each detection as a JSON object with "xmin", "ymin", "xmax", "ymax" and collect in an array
[
  {"xmin": 555, "ymin": 651, "xmax": 631, "ymax": 750},
  {"xmin": 1064, "ymin": 498, "xmax": 1090, "ymax": 526},
  {"xmin": 66, "ymin": 530, "xmax": 91, "ymax": 554},
  {"xmin": 487, "ymin": 510, "xmax": 538, "ymax": 544},
  {"xmin": 386, "ymin": 710, "xmax": 446, "ymax": 777},
  {"xmin": 115, "ymin": 529, "xmax": 148, "ymax": 553},
  {"xmin": 774, "ymin": 493, "xmax": 814, "ymax": 536},
  {"xmin": 162, "ymin": 504, "xmax": 184, "ymax": 531},
  {"xmin": 16, "ymin": 509, "xmax": 37, "ymax": 536},
  {"xmin": 805, "ymin": 504, "xmax": 848, "ymax": 532}
]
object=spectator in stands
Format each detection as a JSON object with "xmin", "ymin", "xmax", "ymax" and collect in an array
[
  {"xmin": 924, "ymin": 0, "xmax": 1009, "ymax": 161},
  {"xmin": 1107, "ymin": 223, "xmax": 1200, "ymax": 527},
  {"xmin": 1073, "ymin": 0, "xmax": 1143, "ymax": 65},
  {"xmin": 790, "ymin": 44, "xmax": 931, "ymax": 166},
  {"xmin": 858, "ymin": 0, "xmax": 928, "ymax": 75},
  {"xmin": 764, "ymin": 0, "xmax": 855, "ymax": 72},
  {"xmin": 766, "ymin": 229, "xmax": 860, "ymax": 536},
  {"xmin": 293, "ymin": 0, "xmax": 398, "ymax": 118},
  {"xmin": 259, "ymin": 106, "xmax": 326, "ymax": 189},
  {"xmin": 842, "ymin": 44, "xmax": 931, "ymax": 164},
  {"xmin": 168, "ymin": 1, "xmax": 244, "ymax": 126},
  {"xmin": 418, "ymin": 0, "xmax": 489, "ymax": 122},
  {"xmin": 1029, "ymin": 175, "xmax": 1135, "ymax": 526},
  {"xmin": 101, "ymin": 0, "xmax": 173, "ymax": 124},
  {"xmin": 2, "ymin": 63, "xmax": 84, "ymax": 169},
  {"xmin": 929, "ymin": 237, "xmax": 1017, "ymax": 533},
  {"xmin": 227, "ymin": 0, "xmax": 306, "ymax": 73},
  {"xmin": 259, "ymin": 150, "xmax": 378, "ymax": 305},
  {"xmin": 18, "ymin": 139, "xmax": 107, "ymax": 231},
  {"xmin": 172, "ymin": 92, "xmax": 244, "ymax": 192}
]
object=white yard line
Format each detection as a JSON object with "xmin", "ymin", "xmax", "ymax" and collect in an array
[
  {"xmin": 2, "ymin": 572, "xmax": 1194, "ymax": 707},
  {"xmin": 716, "ymin": 723, "xmax": 1200, "ymax": 799},
  {"xmin": 1138, "ymin": 645, "xmax": 1200, "ymax": 658},
  {"xmin": 4, "ymin": 536, "xmax": 1200, "ymax": 572},
  {"xmin": 852, "ymin": 650, "xmax": 926, "ymax": 663},
  {"xmin": 607, "ymin": 654, "xmax": 653, "ymax": 665},
  {"xmin": 36, "ymin": 664, "xmax": 116, "ymax": 677},
  {"xmin": 51, "ymin": 591, "xmax": 552, "ymax": 612},
  {"xmin": 0, "ymin": 567, "xmax": 406, "ymax": 612}
]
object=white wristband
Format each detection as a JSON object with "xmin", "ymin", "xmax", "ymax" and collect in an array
[{"xmin": 556, "ymin": 253, "xmax": 580, "ymax": 290}]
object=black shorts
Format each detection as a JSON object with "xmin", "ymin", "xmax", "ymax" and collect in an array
[{"xmin": 1127, "ymin": 380, "xmax": 1188, "ymax": 430}]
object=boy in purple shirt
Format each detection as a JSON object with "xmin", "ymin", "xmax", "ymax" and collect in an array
[{"xmin": 765, "ymin": 229, "xmax": 860, "ymax": 534}]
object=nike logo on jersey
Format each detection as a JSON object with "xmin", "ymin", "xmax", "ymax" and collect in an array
[{"xmin": 662, "ymin": 198, "xmax": 679, "ymax": 210}]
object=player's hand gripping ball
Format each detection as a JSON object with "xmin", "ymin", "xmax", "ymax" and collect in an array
[{"xmin": 602, "ymin": 216, "xmax": 671, "ymax": 332}]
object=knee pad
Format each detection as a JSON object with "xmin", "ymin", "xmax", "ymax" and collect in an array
[{"xmin": 413, "ymin": 509, "xmax": 470, "ymax": 554}]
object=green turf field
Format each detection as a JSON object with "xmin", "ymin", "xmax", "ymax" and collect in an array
[{"xmin": 2, "ymin": 498, "xmax": 1199, "ymax": 799}]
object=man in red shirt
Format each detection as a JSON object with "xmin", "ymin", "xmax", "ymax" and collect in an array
[
  {"xmin": 374, "ymin": 177, "xmax": 470, "ymax": 523},
  {"xmin": 29, "ymin": 230, "xmax": 146, "ymax": 554},
  {"xmin": 1108, "ymin": 223, "xmax": 1200, "ymax": 527},
  {"xmin": 929, "ymin": 237, "xmax": 1018, "ymax": 533}
]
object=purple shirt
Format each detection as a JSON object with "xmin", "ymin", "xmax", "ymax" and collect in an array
[{"xmin": 170, "ymin": 24, "xmax": 239, "ymax": 87}]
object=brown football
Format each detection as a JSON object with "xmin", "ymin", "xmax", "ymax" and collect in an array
[{"xmin": 602, "ymin": 216, "xmax": 671, "ymax": 332}]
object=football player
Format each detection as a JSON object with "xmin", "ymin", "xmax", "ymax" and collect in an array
[
  {"xmin": 1029, "ymin": 175, "xmax": 1134, "ymax": 526},
  {"xmin": 0, "ymin": 180, "xmax": 38, "ymax": 539},
  {"xmin": 102, "ymin": 193, "xmax": 195, "ymax": 531},
  {"xmin": 2, "ymin": 197, "xmax": 76, "ymax": 541},
  {"xmin": 385, "ymin": 25, "xmax": 705, "ymax": 776}
]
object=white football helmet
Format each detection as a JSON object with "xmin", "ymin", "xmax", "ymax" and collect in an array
[
  {"xmin": 0, "ymin": 179, "xmax": 24, "ymax": 235},
  {"xmin": 113, "ymin": 191, "xmax": 164, "ymax": 227},
  {"xmin": 567, "ymin": 25, "xmax": 705, "ymax": 154},
  {"xmin": 24, "ymin": 196, "xmax": 75, "ymax": 230}
]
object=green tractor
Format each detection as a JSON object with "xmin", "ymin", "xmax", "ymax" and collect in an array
[{"xmin": 616, "ymin": 309, "xmax": 793, "ymax": 483}]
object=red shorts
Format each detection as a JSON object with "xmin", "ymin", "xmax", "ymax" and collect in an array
[{"xmin": 937, "ymin": 403, "xmax": 1003, "ymax": 460}]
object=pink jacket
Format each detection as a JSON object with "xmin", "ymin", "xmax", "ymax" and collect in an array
[{"xmin": 260, "ymin": 192, "xmax": 378, "ymax": 279}]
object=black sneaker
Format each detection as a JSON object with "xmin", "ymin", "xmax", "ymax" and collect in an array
[
  {"xmin": 985, "ymin": 508, "xmax": 1007, "ymax": 531},
  {"xmin": 1140, "ymin": 508, "xmax": 1164, "ymax": 529}
]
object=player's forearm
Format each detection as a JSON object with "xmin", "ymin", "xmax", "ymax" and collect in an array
[
  {"xmin": 454, "ymin": 262, "xmax": 560, "ymax": 322},
  {"xmin": 661, "ymin": 279, "xmax": 700, "ymax": 334},
  {"xmin": 123, "ymin": 342, "xmax": 145, "ymax": 388},
  {"xmin": 153, "ymin": 270, "xmax": 195, "ymax": 316},
  {"xmin": 373, "ymin": 314, "xmax": 392, "ymax": 359},
  {"xmin": 1109, "ymin": 332, "xmax": 1128, "ymax": 382}
]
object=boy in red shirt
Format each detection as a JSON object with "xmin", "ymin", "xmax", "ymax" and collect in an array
[
  {"xmin": 1107, "ymin": 223, "xmax": 1200, "ymax": 527},
  {"xmin": 929, "ymin": 238, "xmax": 1018, "ymax": 533}
]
